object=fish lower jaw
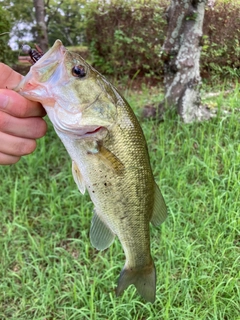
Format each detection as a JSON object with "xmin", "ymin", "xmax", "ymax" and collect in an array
[
  {"xmin": 84, "ymin": 126, "xmax": 103, "ymax": 135},
  {"xmin": 55, "ymin": 124, "xmax": 105, "ymax": 139}
]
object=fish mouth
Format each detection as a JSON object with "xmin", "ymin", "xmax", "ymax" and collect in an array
[
  {"xmin": 53, "ymin": 120, "xmax": 106, "ymax": 139},
  {"xmin": 85, "ymin": 127, "xmax": 103, "ymax": 135},
  {"xmin": 15, "ymin": 40, "xmax": 66, "ymax": 95},
  {"xmin": 77, "ymin": 126, "xmax": 107, "ymax": 139},
  {"xmin": 32, "ymin": 40, "xmax": 66, "ymax": 67}
]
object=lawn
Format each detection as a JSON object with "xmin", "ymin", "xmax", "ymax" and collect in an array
[{"xmin": 0, "ymin": 82, "xmax": 239, "ymax": 319}]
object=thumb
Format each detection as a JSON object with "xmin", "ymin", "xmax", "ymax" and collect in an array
[
  {"xmin": 0, "ymin": 63, "xmax": 23, "ymax": 89},
  {"xmin": 0, "ymin": 90, "xmax": 46, "ymax": 118}
]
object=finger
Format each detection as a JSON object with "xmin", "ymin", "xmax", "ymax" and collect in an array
[
  {"xmin": 0, "ymin": 90, "xmax": 46, "ymax": 118},
  {"xmin": 0, "ymin": 151, "xmax": 20, "ymax": 165},
  {"xmin": 0, "ymin": 132, "xmax": 37, "ymax": 157},
  {"xmin": 0, "ymin": 111, "xmax": 47, "ymax": 139},
  {"xmin": 0, "ymin": 63, "xmax": 23, "ymax": 89}
]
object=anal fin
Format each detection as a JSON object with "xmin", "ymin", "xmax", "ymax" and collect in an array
[
  {"xmin": 151, "ymin": 182, "xmax": 168, "ymax": 227},
  {"xmin": 90, "ymin": 210, "xmax": 115, "ymax": 250}
]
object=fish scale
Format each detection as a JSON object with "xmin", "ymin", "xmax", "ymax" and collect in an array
[{"xmin": 15, "ymin": 39, "xmax": 168, "ymax": 303}]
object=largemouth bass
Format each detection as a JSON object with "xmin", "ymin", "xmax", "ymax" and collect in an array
[{"xmin": 15, "ymin": 40, "xmax": 167, "ymax": 303}]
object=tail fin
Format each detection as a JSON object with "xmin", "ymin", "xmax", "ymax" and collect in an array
[{"xmin": 116, "ymin": 262, "xmax": 156, "ymax": 303}]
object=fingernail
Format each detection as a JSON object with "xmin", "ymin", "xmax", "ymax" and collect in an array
[{"xmin": 0, "ymin": 94, "xmax": 9, "ymax": 109}]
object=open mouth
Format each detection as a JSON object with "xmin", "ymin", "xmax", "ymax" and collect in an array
[
  {"xmin": 58, "ymin": 126, "xmax": 105, "ymax": 138},
  {"xmin": 85, "ymin": 127, "xmax": 103, "ymax": 135}
]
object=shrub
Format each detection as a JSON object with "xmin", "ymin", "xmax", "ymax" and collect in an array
[
  {"xmin": 0, "ymin": 7, "xmax": 16, "ymax": 65},
  {"xmin": 85, "ymin": 0, "xmax": 168, "ymax": 79},
  {"xmin": 84, "ymin": 0, "xmax": 240, "ymax": 81},
  {"xmin": 202, "ymin": 2, "xmax": 240, "ymax": 79}
]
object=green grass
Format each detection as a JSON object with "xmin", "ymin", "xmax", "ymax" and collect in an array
[{"xmin": 0, "ymin": 83, "xmax": 239, "ymax": 319}]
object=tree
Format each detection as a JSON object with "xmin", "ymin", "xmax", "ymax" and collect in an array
[
  {"xmin": 33, "ymin": 0, "xmax": 48, "ymax": 52},
  {"xmin": 2, "ymin": 0, "xmax": 85, "ymax": 51},
  {"xmin": 159, "ymin": 0, "xmax": 212, "ymax": 123},
  {"xmin": 47, "ymin": 0, "xmax": 85, "ymax": 47}
]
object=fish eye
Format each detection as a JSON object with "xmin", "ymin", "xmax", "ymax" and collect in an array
[{"xmin": 72, "ymin": 65, "xmax": 86, "ymax": 78}]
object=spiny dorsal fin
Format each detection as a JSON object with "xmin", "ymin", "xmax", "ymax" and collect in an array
[
  {"xmin": 90, "ymin": 210, "xmax": 115, "ymax": 250},
  {"xmin": 151, "ymin": 182, "xmax": 168, "ymax": 227},
  {"xmin": 72, "ymin": 161, "xmax": 86, "ymax": 195}
]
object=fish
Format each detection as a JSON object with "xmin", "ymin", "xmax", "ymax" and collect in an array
[{"xmin": 15, "ymin": 40, "xmax": 168, "ymax": 303}]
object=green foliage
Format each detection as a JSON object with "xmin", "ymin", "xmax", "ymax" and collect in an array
[
  {"xmin": 84, "ymin": 0, "xmax": 240, "ymax": 81},
  {"xmin": 201, "ymin": 3, "xmax": 240, "ymax": 80},
  {"xmin": 1, "ymin": 0, "xmax": 86, "ymax": 50},
  {"xmin": 85, "ymin": 0, "xmax": 168, "ymax": 79},
  {"xmin": 0, "ymin": 83, "xmax": 239, "ymax": 318},
  {"xmin": 1, "ymin": 0, "xmax": 33, "ymax": 22},
  {"xmin": 47, "ymin": 0, "xmax": 86, "ymax": 47},
  {"xmin": 1, "ymin": 0, "xmax": 240, "ymax": 80},
  {"xmin": 0, "ymin": 7, "xmax": 17, "ymax": 65},
  {"xmin": 1, "ymin": 0, "xmax": 36, "ymax": 50}
]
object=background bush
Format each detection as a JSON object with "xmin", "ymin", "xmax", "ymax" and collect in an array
[
  {"xmin": 202, "ymin": 2, "xmax": 240, "ymax": 80},
  {"xmin": 4, "ymin": 0, "xmax": 240, "ymax": 81},
  {"xmin": 0, "ymin": 7, "xmax": 17, "ymax": 65},
  {"xmin": 85, "ymin": 0, "xmax": 168, "ymax": 80},
  {"xmin": 85, "ymin": 0, "xmax": 240, "ymax": 80}
]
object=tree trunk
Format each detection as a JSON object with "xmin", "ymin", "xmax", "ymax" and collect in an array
[
  {"xmin": 33, "ymin": 0, "xmax": 48, "ymax": 52},
  {"xmin": 159, "ymin": 0, "xmax": 212, "ymax": 123}
]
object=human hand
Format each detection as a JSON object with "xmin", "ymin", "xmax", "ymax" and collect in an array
[{"xmin": 0, "ymin": 63, "xmax": 47, "ymax": 165}]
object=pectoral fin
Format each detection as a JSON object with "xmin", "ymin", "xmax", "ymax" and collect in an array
[
  {"xmin": 90, "ymin": 210, "xmax": 115, "ymax": 250},
  {"xmin": 98, "ymin": 145, "xmax": 124, "ymax": 174},
  {"xmin": 72, "ymin": 161, "xmax": 86, "ymax": 195},
  {"xmin": 151, "ymin": 182, "xmax": 168, "ymax": 227},
  {"xmin": 87, "ymin": 141, "xmax": 124, "ymax": 175}
]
